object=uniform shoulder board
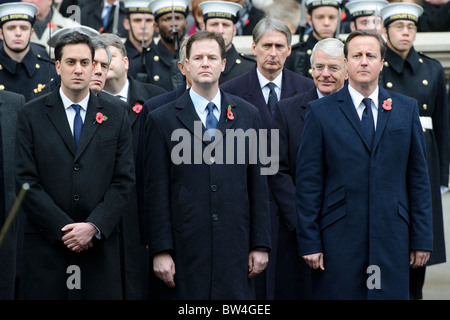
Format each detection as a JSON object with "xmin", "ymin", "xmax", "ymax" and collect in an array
[
  {"xmin": 417, "ymin": 51, "xmax": 441, "ymax": 65},
  {"xmin": 239, "ymin": 52, "xmax": 256, "ymax": 62},
  {"xmin": 36, "ymin": 53, "xmax": 52, "ymax": 63}
]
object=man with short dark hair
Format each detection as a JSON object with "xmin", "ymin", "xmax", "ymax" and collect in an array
[
  {"xmin": 296, "ymin": 29, "xmax": 433, "ymax": 299},
  {"xmin": 144, "ymin": 30, "xmax": 271, "ymax": 300},
  {"xmin": 15, "ymin": 30, "xmax": 135, "ymax": 299}
]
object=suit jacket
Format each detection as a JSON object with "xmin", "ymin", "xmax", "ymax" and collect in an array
[
  {"xmin": 144, "ymin": 89, "xmax": 271, "ymax": 299},
  {"xmin": 269, "ymin": 87, "xmax": 318, "ymax": 231},
  {"xmin": 220, "ymin": 66, "xmax": 315, "ymax": 130},
  {"xmin": 296, "ymin": 85, "xmax": 433, "ymax": 299},
  {"xmin": 15, "ymin": 88, "xmax": 135, "ymax": 299},
  {"xmin": 80, "ymin": 0, "xmax": 127, "ymax": 37},
  {"xmin": 0, "ymin": 91, "xmax": 25, "ymax": 299},
  {"xmin": 220, "ymin": 65, "xmax": 315, "ymax": 299}
]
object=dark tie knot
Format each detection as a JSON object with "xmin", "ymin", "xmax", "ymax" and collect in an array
[
  {"xmin": 206, "ymin": 102, "xmax": 216, "ymax": 114},
  {"xmin": 266, "ymin": 82, "xmax": 276, "ymax": 92},
  {"xmin": 362, "ymin": 98, "xmax": 372, "ymax": 110},
  {"xmin": 72, "ymin": 104, "xmax": 81, "ymax": 114}
]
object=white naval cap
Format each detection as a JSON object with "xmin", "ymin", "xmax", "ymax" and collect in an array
[
  {"xmin": 123, "ymin": 0, "xmax": 152, "ymax": 14},
  {"xmin": 148, "ymin": 0, "xmax": 190, "ymax": 20},
  {"xmin": 380, "ymin": 2, "xmax": 423, "ymax": 26},
  {"xmin": 305, "ymin": 0, "xmax": 342, "ymax": 11},
  {"xmin": 199, "ymin": 1, "xmax": 243, "ymax": 23},
  {"xmin": 345, "ymin": 0, "xmax": 388, "ymax": 20},
  {"xmin": 47, "ymin": 25, "xmax": 100, "ymax": 47},
  {"xmin": 0, "ymin": 2, "xmax": 37, "ymax": 26}
]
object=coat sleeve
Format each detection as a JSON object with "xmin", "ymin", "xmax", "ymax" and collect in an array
[
  {"xmin": 407, "ymin": 101, "xmax": 434, "ymax": 251},
  {"xmin": 268, "ymin": 103, "xmax": 297, "ymax": 232},
  {"xmin": 14, "ymin": 107, "xmax": 74, "ymax": 243},
  {"xmin": 144, "ymin": 112, "xmax": 175, "ymax": 256},
  {"xmin": 247, "ymin": 110, "xmax": 271, "ymax": 251},
  {"xmin": 85, "ymin": 108, "xmax": 136, "ymax": 239},
  {"xmin": 295, "ymin": 102, "xmax": 325, "ymax": 256}
]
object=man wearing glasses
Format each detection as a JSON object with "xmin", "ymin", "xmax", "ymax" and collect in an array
[
  {"xmin": 269, "ymin": 37, "xmax": 347, "ymax": 300},
  {"xmin": 380, "ymin": 2, "xmax": 450, "ymax": 300}
]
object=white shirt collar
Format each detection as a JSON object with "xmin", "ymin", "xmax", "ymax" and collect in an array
[
  {"xmin": 190, "ymin": 88, "xmax": 221, "ymax": 115},
  {"xmin": 60, "ymin": 87, "xmax": 90, "ymax": 112},
  {"xmin": 256, "ymin": 69, "xmax": 283, "ymax": 90},
  {"xmin": 348, "ymin": 84, "xmax": 379, "ymax": 111}
]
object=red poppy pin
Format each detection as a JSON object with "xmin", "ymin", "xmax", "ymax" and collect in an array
[
  {"xmin": 94, "ymin": 112, "xmax": 108, "ymax": 124},
  {"xmin": 382, "ymin": 98, "xmax": 392, "ymax": 111},
  {"xmin": 132, "ymin": 103, "xmax": 143, "ymax": 114},
  {"xmin": 226, "ymin": 105, "xmax": 234, "ymax": 122},
  {"xmin": 47, "ymin": 22, "xmax": 56, "ymax": 29}
]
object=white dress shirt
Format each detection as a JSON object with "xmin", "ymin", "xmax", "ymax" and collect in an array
[
  {"xmin": 190, "ymin": 88, "xmax": 221, "ymax": 127},
  {"xmin": 256, "ymin": 69, "xmax": 282, "ymax": 103},
  {"xmin": 348, "ymin": 84, "xmax": 379, "ymax": 129},
  {"xmin": 60, "ymin": 88, "xmax": 90, "ymax": 135}
]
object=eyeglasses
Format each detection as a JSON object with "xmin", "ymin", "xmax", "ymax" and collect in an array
[
  {"xmin": 390, "ymin": 23, "xmax": 417, "ymax": 32},
  {"xmin": 312, "ymin": 64, "xmax": 342, "ymax": 73}
]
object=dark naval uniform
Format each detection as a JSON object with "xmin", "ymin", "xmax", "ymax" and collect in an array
[
  {"xmin": 219, "ymin": 44, "xmax": 256, "ymax": 85},
  {"xmin": 285, "ymin": 34, "xmax": 318, "ymax": 78},
  {"xmin": 125, "ymin": 38, "xmax": 157, "ymax": 83},
  {"xmin": 381, "ymin": 46, "xmax": 449, "ymax": 296},
  {"xmin": 143, "ymin": 40, "xmax": 176, "ymax": 91},
  {"xmin": 0, "ymin": 47, "xmax": 57, "ymax": 101}
]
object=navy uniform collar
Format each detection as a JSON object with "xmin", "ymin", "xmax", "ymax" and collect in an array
[
  {"xmin": 0, "ymin": 47, "xmax": 40, "ymax": 77},
  {"xmin": 385, "ymin": 46, "xmax": 421, "ymax": 75}
]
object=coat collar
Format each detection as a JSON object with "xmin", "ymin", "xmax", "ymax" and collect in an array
[
  {"xmin": 385, "ymin": 46, "xmax": 421, "ymax": 75},
  {"xmin": 46, "ymin": 88, "xmax": 103, "ymax": 159},
  {"xmin": 175, "ymin": 88, "xmax": 239, "ymax": 145},
  {"xmin": 337, "ymin": 84, "xmax": 391, "ymax": 153}
]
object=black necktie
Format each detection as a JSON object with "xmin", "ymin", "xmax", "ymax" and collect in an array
[
  {"xmin": 72, "ymin": 104, "xmax": 83, "ymax": 146},
  {"xmin": 266, "ymin": 82, "xmax": 278, "ymax": 115},
  {"xmin": 205, "ymin": 102, "xmax": 218, "ymax": 141},
  {"xmin": 361, "ymin": 98, "xmax": 374, "ymax": 149}
]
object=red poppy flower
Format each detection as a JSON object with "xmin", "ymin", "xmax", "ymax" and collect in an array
[
  {"xmin": 226, "ymin": 105, "xmax": 234, "ymax": 121},
  {"xmin": 132, "ymin": 103, "xmax": 143, "ymax": 114},
  {"xmin": 95, "ymin": 112, "xmax": 108, "ymax": 124},
  {"xmin": 47, "ymin": 22, "xmax": 56, "ymax": 29},
  {"xmin": 382, "ymin": 98, "xmax": 392, "ymax": 111}
]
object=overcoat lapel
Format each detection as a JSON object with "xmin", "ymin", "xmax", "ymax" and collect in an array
[
  {"xmin": 372, "ymin": 87, "xmax": 391, "ymax": 151},
  {"xmin": 46, "ymin": 90, "xmax": 77, "ymax": 156},
  {"xmin": 176, "ymin": 90, "xmax": 204, "ymax": 143},
  {"xmin": 75, "ymin": 93, "xmax": 102, "ymax": 160},
  {"xmin": 127, "ymin": 79, "xmax": 141, "ymax": 127},
  {"xmin": 337, "ymin": 86, "xmax": 372, "ymax": 151}
]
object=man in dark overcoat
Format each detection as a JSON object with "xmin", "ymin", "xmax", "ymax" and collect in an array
[
  {"xmin": 296, "ymin": 30, "xmax": 433, "ymax": 299},
  {"xmin": 0, "ymin": 90, "xmax": 25, "ymax": 299},
  {"xmin": 269, "ymin": 37, "xmax": 347, "ymax": 300},
  {"xmin": 144, "ymin": 30, "xmax": 271, "ymax": 299},
  {"xmin": 14, "ymin": 31, "xmax": 135, "ymax": 299},
  {"xmin": 220, "ymin": 16, "xmax": 314, "ymax": 300}
]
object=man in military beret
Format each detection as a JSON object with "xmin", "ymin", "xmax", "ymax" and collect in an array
[
  {"xmin": 144, "ymin": 0, "xmax": 189, "ymax": 91},
  {"xmin": 285, "ymin": 0, "xmax": 342, "ymax": 78},
  {"xmin": 0, "ymin": 2, "xmax": 57, "ymax": 101},
  {"xmin": 380, "ymin": 2, "xmax": 450, "ymax": 300},
  {"xmin": 199, "ymin": 0, "xmax": 256, "ymax": 84}
]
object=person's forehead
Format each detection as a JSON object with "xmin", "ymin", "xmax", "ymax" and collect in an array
[
  {"xmin": 258, "ymin": 30, "xmax": 288, "ymax": 43},
  {"xmin": 94, "ymin": 48, "xmax": 108, "ymax": 61},
  {"xmin": 61, "ymin": 43, "xmax": 92, "ymax": 59},
  {"xmin": 2, "ymin": 20, "xmax": 32, "ymax": 28}
]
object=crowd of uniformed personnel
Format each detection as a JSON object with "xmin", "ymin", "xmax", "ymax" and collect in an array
[{"xmin": 0, "ymin": 0, "xmax": 449, "ymax": 301}]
